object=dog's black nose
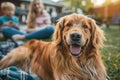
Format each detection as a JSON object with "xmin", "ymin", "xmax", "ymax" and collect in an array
[{"xmin": 70, "ymin": 32, "xmax": 81, "ymax": 42}]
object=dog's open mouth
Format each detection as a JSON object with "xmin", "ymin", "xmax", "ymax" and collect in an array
[{"xmin": 69, "ymin": 44, "xmax": 83, "ymax": 57}]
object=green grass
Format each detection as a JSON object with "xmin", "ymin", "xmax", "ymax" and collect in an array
[{"xmin": 101, "ymin": 25, "xmax": 120, "ymax": 80}]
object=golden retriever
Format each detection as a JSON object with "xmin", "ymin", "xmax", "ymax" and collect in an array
[{"xmin": 0, "ymin": 14, "xmax": 107, "ymax": 80}]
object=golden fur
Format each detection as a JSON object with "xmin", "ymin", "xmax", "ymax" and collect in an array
[{"xmin": 0, "ymin": 14, "xmax": 107, "ymax": 80}]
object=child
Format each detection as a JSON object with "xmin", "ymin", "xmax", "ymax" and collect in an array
[
  {"xmin": 0, "ymin": 2, "xmax": 19, "ymax": 38},
  {"xmin": 1, "ymin": 0, "xmax": 54, "ymax": 40}
]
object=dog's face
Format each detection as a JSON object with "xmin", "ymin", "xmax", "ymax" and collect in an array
[
  {"xmin": 62, "ymin": 14, "xmax": 90, "ymax": 57},
  {"xmin": 53, "ymin": 14, "xmax": 105, "ymax": 57}
]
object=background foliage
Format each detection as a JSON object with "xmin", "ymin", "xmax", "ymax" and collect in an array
[{"xmin": 62, "ymin": 0, "xmax": 93, "ymax": 12}]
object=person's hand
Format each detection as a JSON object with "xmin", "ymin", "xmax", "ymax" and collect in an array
[
  {"xmin": 3, "ymin": 21, "xmax": 19, "ymax": 29},
  {"xmin": 26, "ymin": 28, "xmax": 35, "ymax": 33},
  {"xmin": 9, "ymin": 22, "xmax": 19, "ymax": 29},
  {"xmin": 11, "ymin": 23, "xmax": 18, "ymax": 27},
  {"xmin": 2, "ymin": 21, "xmax": 11, "ymax": 26}
]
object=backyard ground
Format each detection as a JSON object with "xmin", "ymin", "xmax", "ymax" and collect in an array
[{"xmin": 100, "ymin": 25, "xmax": 120, "ymax": 80}]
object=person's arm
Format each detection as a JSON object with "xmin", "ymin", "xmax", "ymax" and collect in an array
[
  {"xmin": 11, "ymin": 16, "xmax": 20, "ymax": 29},
  {"xmin": 26, "ymin": 28, "xmax": 36, "ymax": 33},
  {"xmin": 2, "ymin": 21, "xmax": 19, "ymax": 29},
  {"xmin": 44, "ymin": 12, "xmax": 51, "ymax": 25},
  {"xmin": 0, "ymin": 18, "xmax": 3, "ymax": 31},
  {"xmin": 26, "ymin": 22, "xmax": 36, "ymax": 33},
  {"xmin": 2, "ymin": 21, "xmax": 11, "ymax": 26},
  {"xmin": 2, "ymin": 20, "xmax": 18, "ymax": 27},
  {"xmin": 0, "ymin": 17, "xmax": 13, "ymax": 27},
  {"xmin": 26, "ymin": 16, "xmax": 36, "ymax": 33},
  {"xmin": 0, "ymin": 18, "xmax": 4, "ymax": 38},
  {"xmin": 10, "ymin": 22, "xmax": 19, "ymax": 28}
]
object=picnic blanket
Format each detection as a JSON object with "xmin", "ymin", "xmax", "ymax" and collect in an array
[
  {"xmin": 0, "ymin": 40, "xmax": 41, "ymax": 80},
  {"xmin": 0, "ymin": 66, "xmax": 41, "ymax": 80},
  {"xmin": 0, "ymin": 40, "xmax": 24, "ymax": 55}
]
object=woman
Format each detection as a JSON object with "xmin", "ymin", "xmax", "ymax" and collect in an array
[{"xmin": 2, "ymin": 0, "xmax": 54, "ymax": 40}]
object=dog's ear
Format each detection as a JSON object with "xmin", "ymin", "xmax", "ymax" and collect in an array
[
  {"xmin": 53, "ymin": 17, "xmax": 65, "ymax": 46},
  {"xmin": 89, "ymin": 19, "xmax": 105, "ymax": 49}
]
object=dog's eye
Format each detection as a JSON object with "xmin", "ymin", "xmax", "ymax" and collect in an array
[
  {"xmin": 82, "ymin": 24, "xmax": 87, "ymax": 29},
  {"xmin": 66, "ymin": 23, "xmax": 72, "ymax": 27}
]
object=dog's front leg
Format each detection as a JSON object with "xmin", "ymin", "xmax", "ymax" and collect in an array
[{"xmin": 0, "ymin": 46, "xmax": 31, "ymax": 70}]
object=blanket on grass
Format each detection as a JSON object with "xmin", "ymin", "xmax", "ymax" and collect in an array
[{"xmin": 0, "ymin": 40, "xmax": 41, "ymax": 80}]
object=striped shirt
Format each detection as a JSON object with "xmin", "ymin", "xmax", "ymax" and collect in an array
[{"xmin": 27, "ymin": 11, "xmax": 51, "ymax": 29}]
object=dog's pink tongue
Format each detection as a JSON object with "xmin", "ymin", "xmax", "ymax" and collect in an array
[{"xmin": 70, "ymin": 46, "xmax": 81, "ymax": 55}]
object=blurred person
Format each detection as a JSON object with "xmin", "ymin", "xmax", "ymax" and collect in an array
[
  {"xmin": 0, "ymin": 2, "xmax": 19, "ymax": 38},
  {"xmin": 2, "ymin": 0, "xmax": 54, "ymax": 40}
]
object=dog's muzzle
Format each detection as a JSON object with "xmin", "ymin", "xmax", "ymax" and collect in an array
[
  {"xmin": 70, "ymin": 32, "xmax": 81, "ymax": 43},
  {"xmin": 69, "ymin": 32, "xmax": 84, "ymax": 57}
]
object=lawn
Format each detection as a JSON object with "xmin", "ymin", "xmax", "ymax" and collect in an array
[{"xmin": 100, "ymin": 25, "xmax": 120, "ymax": 80}]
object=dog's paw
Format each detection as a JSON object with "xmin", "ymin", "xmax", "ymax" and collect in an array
[
  {"xmin": 0, "ymin": 59, "xmax": 7, "ymax": 69},
  {"xmin": 0, "ymin": 61, "xmax": 3, "ymax": 69}
]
